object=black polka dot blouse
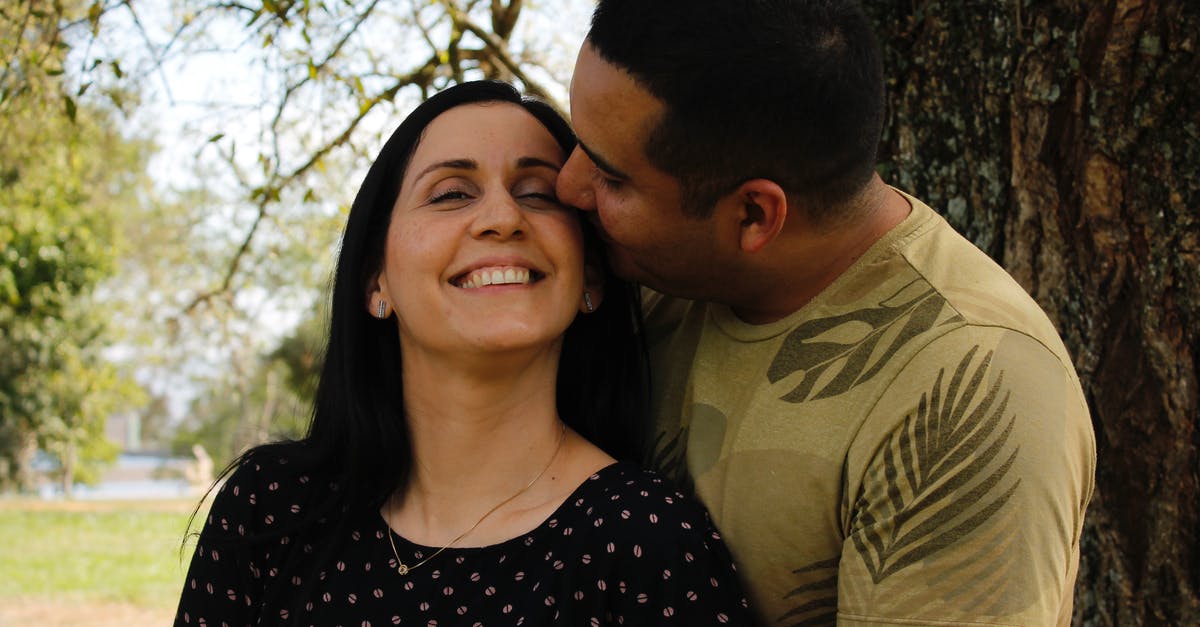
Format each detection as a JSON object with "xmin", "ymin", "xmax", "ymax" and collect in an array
[{"xmin": 175, "ymin": 455, "xmax": 756, "ymax": 626}]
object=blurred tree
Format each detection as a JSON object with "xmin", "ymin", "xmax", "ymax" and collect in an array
[
  {"xmin": 865, "ymin": 0, "xmax": 1199, "ymax": 623},
  {"xmin": 134, "ymin": 393, "xmax": 176, "ymax": 451},
  {"xmin": 170, "ymin": 301, "xmax": 324, "ymax": 470},
  {"xmin": 0, "ymin": 0, "xmax": 149, "ymax": 492},
  {"xmin": 270, "ymin": 306, "xmax": 325, "ymax": 403},
  {"xmin": 0, "ymin": 46, "xmax": 151, "ymax": 492},
  {"xmin": 171, "ymin": 343, "xmax": 314, "ymax": 470}
]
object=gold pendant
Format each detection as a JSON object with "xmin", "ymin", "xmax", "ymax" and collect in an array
[{"xmin": 397, "ymin": 563, "xmax": 409, "ymax": 575}]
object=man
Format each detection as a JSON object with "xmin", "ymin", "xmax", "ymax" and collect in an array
[{"xmin": 555, "ymin": 1, "xmax": 1096, "ymax": 625}]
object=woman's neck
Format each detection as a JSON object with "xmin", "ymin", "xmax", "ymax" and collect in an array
[{"xmin": 389, "ymin": 345, "xmax": 570, "ymax": 545}]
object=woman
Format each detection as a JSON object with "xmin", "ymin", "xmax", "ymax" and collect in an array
[{"xmin": 175, "ymin": 81, "xmax": 753, "ymax": 626}]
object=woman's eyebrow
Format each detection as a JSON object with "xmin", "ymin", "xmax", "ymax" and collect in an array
[
  {"xmin": 411, "ymin": 156, "xmax": 558, "ymax": 184},
  {"xmin": 412, "ymin": 158, "xmax": 476, "ymax": 184},
  {"xmin": 516, "ymin": 156, "xmax": 561, "ymax": 172}
]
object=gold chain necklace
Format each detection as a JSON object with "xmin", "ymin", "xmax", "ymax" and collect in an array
[{"xmin": 385, "ymin": 421, "xmax": 566, "ymax": 575}]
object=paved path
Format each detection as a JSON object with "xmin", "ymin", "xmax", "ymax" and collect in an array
[{"xmin": 0, "ymin": 598, "xmax": 173, "ymax": 626}]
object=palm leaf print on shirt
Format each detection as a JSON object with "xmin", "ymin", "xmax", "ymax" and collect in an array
[
  {"xmin": 779, "ymin": 556, "xmax": 839, "ymax": 625},
  {"xmin": 768, "ymin": 280, "xmax": 963, "ymax": 403},
  {"xmin": 851, "ymin": 346, "xmax": 1021, "ymax": 584},
  {"xmin": 649, "ymin": 427, "xmax": 693, "ymax": 492}
]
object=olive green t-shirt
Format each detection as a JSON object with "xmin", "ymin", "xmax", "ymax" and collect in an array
[{"xmin": 645, "ymin": 192, "xmax": 1095, "ymax": 626}]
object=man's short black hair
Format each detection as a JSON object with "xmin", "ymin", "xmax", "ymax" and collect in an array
[{"xmin": 588, "ymin": 0, "xmax": 885, "ymax": 221}]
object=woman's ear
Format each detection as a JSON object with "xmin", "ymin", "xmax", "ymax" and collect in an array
[
  {"xmin": 366, "ymin": 271, "xmax": 390, "ymax": 319},
  {"xmin": 579, "ymin": 261, "xmax": 605, "ymax": 314}
]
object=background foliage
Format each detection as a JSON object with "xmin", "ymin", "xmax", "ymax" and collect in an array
[{"xmin": 1, "ymin": 0, "xmax": 148, "ymax": 492}]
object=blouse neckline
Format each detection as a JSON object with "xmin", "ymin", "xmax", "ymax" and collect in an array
[{"xmin": 378, "ymin": 460, "xmax": 634, "ymax": 555}]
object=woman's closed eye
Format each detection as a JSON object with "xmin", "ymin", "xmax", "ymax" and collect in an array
[
  {"xmin": 519, "ymin": 191, "xmax": 560, "ymax": 203},
  {"xmin": 431, "ymin": 188, "xmax": 472, "ymax": 203},
  {"xmin": 513, "ymin": 178, "xmax": 563, "ymax": 207}
]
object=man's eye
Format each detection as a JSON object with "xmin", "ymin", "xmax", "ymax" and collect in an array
[{"xmin": 594, "ymin": 169, "xmax": 623, "ymax": 191}]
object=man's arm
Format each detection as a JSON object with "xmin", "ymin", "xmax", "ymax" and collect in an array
[{"xmin": 837, "ymin": 328, "xmax": 1095, "ymax": 626}]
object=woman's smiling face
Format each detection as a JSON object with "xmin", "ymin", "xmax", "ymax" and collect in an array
[{"xmin": 372, "ymin": 101, "xmax": 588, "ymax": 360}]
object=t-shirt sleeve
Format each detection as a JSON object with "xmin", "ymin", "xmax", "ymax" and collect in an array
[
  {"xmin": 838, "ymin": 327, "xmax": 1095, "ymax": 626},
  {"xmin": 610, "ymin": 490, "xmax": 758, "ymax": 625}
]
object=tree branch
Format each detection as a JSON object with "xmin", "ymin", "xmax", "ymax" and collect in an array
[
  {"xmin": 183, "ymin": 57, "xmax": 441, "ymax": 314},
  {"xmin": 442, "ymin": 0, "xmax": 563, "ymax": 113}
]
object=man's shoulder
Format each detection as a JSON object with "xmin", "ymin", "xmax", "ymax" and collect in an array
[{"xmin": 892, "ymin": 194, "xmax": 1073, "ymax": 362}]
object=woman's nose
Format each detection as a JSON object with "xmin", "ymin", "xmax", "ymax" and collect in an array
[
  {"xmin": 556, "ymin": 147, "xmax": 596, "ymax": 211},
  {"xmin": 470, "ymin": 191, "xmax": 526, "ymax": 239}
]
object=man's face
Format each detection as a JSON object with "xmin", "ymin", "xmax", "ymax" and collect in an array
[{"xmin": 557, "ymin": 43, "xmax": 725, "ymax": 297}]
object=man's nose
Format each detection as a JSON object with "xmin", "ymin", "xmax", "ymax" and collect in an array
[{"xmin": 556, "ymin": 146, "xmax": 597, "ymax": 211}]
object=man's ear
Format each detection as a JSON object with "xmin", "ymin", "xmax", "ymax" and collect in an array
[{"xmin": 730, "ymin": 179, "xmax": 788, "ymax": 254}]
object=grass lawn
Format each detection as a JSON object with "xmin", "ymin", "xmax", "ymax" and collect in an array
[{"xmin": 0, "ymin": 497, "xmax": 207, "ymax": 625}]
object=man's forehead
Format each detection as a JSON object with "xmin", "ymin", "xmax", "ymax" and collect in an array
[
  {"xmin": 568, "ymin": 45, "xmax": 663, "ymax": 169},
  {"xmin": 570, "ymin": 42, "xmax": 654, "ymax": 107}
]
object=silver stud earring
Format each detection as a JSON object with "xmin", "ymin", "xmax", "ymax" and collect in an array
[
  {"xmin": 583, "ymin": 292, "xmax": 595, "ymax": 313},
  {"xmin": 377, "ymin": 300, "xmax": 387, "ymax": 318}
]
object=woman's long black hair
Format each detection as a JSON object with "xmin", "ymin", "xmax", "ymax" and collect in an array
[
  {"xmin": 188, "ymin": 80, "xmax": 648, "ymax": 620},
  {"xmin": 311, "ymin": 78, "xmax": 647, "ymax": 507}
]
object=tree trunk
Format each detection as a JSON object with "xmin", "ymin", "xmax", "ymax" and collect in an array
[
  {"xmin": 865, "ymin": 1, "xmax": 1199, "ymax": 624},
  {"xmin": 61, "ymin": 440, "xmax": 75, "ymax": 499}
]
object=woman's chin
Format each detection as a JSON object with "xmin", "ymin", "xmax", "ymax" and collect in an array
[
  {"xmin": 402, "ymin": 322, "xmax": 569, "ymax": 360},
  {"xmin": 462, "ymin": 327, "xmax": 568, "ymax": 355}
]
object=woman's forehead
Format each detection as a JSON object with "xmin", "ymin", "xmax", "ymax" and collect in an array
[
  {"xmin": 414, "ymin": 102, "xmax": 561, "ymax": 160},
  {"xmin": 396, "ymin": 102, "xmax": 566, "ymax": 198}
]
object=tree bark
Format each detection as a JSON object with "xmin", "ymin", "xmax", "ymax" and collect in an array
[{"xmin": 865, "ymin": 1, "xmax": 1200, "ymax": 624}]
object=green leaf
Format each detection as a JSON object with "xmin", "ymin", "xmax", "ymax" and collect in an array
[
  {"xmin": 64, "ymin": 96, "xmax": 77, "ymax": 122},
  {"xmin": 87, "ymin": 2, "xmax": 103, "ymax": 28}
]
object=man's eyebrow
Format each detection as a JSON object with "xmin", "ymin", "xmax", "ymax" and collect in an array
[
  {"xmin": 577, "ymin": 141, "xmax": 630, "ymax": 180},
  {"xmin": 412, "ymin": 158, "xmax": 476, "ymax": 183}
]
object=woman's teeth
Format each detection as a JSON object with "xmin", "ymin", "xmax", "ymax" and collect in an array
[{"xmin": 457, "ymin": 267, "xmax": 532, "ymax": 289}]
